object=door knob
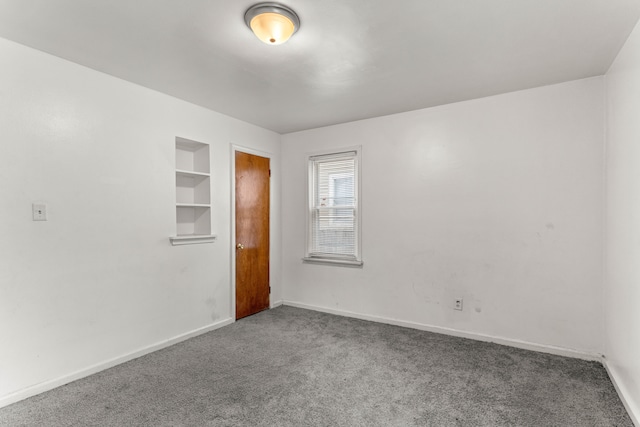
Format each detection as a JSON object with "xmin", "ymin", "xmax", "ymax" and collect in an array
[{"xmin": 236, "ymin": 243, "xmax": 245, "ymax": 250}]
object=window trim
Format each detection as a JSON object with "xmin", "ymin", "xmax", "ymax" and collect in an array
[{"xmin": 303, "ymin": 146, "xmax": 362, "ymax": 267}]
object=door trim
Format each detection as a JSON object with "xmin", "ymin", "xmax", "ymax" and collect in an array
[{"xmin": 230, "ymin": 144, "xmax": 274, "ymax": 321}]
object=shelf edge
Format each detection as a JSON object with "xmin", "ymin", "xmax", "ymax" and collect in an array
[
  {"xmin": 176, "ymin": 169, "xmax": 210, "ymax": 177},
  {"xmin": 170, "ymin": 235, "xmax": 217, "ymax": 246}
]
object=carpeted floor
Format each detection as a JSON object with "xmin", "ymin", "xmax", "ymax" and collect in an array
[{"xmin": 0, "ymin": 306, "xmax": 633, "ymax": 426}]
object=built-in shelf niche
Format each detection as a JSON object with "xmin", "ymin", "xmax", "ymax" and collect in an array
[
  {"xmin": 170, "ymin": 137, "xmax": 216, "ymax": 246},
  {"xmin": 176, "ymin": 171, "xmax": 210, "ymax": 205}
]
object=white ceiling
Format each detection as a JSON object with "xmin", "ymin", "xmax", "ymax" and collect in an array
[{"xmin": 0, "ymin": 0, "xmax": 639, "ymax": 134}]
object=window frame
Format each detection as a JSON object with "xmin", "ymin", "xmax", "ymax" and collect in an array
[{"xmin": 303, "ymin": 146, "xmax": 363, "ymax": 267}]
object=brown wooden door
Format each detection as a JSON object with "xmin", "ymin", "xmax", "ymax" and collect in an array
[{"xmin": 235, "ymin": 151, "xmax": 270, "ymax": 319}]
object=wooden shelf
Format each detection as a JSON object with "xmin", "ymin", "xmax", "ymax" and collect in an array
[
  {"xmin": 170, "ymin": 234, "xmax": 217, "ymax": 246},
  {"xmin": 176, "ymin": 169, "xmax": 210, "ymax": 178},
  {"xmin": 176, "ymin": 203, "xmax": 210, "ymax": 208}
]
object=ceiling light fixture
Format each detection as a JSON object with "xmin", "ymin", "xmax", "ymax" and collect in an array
[{"xmin": 244, "ymin": 3, "xmax": 300, "ymax": 45}]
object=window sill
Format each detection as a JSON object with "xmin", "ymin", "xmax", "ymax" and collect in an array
[{"xmin": 302, "ymin": 257, "xmax": 363, "ymax": 267}]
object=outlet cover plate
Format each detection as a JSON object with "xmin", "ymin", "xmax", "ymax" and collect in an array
[{"xmin": 32, "ymin": 203, "xmax": 47, "ymax": 221}]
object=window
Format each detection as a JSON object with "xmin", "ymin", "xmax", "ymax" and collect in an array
[{"xmin": 305, "ymin": 149, "xmax": 362, "ymax": 266}]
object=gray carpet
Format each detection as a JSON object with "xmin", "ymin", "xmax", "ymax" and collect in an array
[{"xmin": 0, "ymin": 306, "xmax": 633, "ymax": 426}]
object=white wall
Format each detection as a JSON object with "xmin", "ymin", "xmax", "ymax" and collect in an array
[
  {"xmin": 605, "ymin": 20, "xmax": 640, "ymax": 424},
  {"xmin": 282, "ymin": 78, "xmax": 605, "ymax": 356},
  {"xmin": 0, "ymin": 37, "xmax": 281, "ymax": 404}
]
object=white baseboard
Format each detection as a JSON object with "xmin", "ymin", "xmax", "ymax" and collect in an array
[
  {"xmin": 0, "ymin": 317, "xmax": 234, "ymax": 409},
  {"xmin": 270, "ymin": 299, "xmax": 284, "ymax": 308},
  {"xmin": 604, "ymin": 360, "xmax": 640, "ymax": 426},
  {"xmin": 283, "ymin": 300, "xmax": 603, "ymax": 362}
]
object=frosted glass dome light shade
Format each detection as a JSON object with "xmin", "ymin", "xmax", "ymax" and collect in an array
[
  {"xmin": 250, "ymin": 12, "xmax": 295, "ymax": 45},
  {"xmin": 245, "ymin": 3, "xmax": 300, "ymax": 45}
]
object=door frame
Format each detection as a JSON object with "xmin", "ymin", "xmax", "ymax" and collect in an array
[{"xmin": 230, "ymin": 144, "xmax": 274, "ymax": 321}]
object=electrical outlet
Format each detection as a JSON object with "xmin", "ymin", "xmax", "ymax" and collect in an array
[
  {"xmin": 32, "ymin": 203, "xmax": 47, "ymax": 221},
  {"xmin": 454, "ymin": 298, "xmax": 463, "ymax": 311}
]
